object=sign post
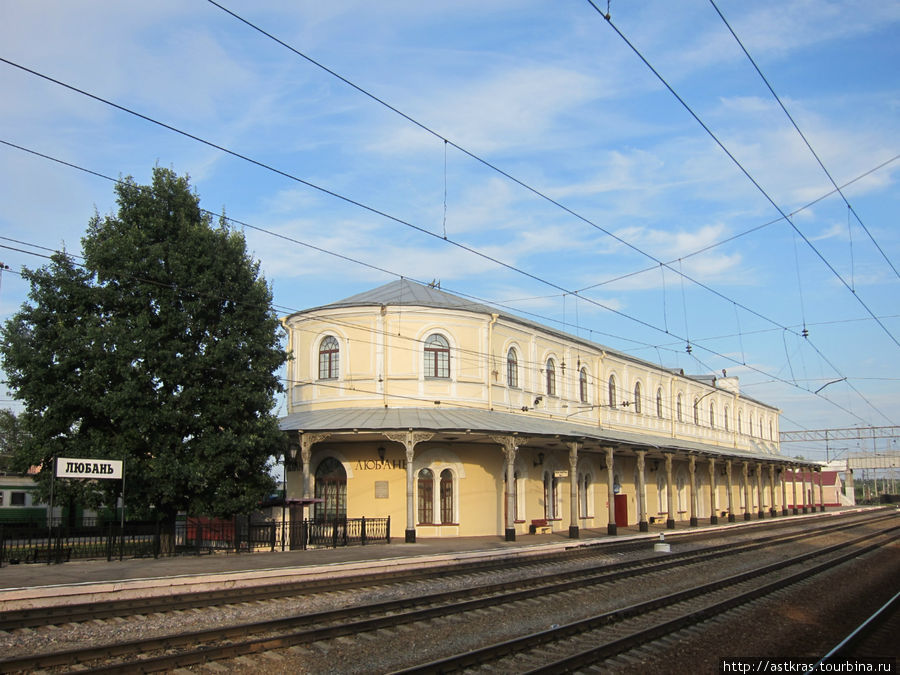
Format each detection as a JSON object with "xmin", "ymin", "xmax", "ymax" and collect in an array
[{"xmin": 55, "ymin": 458, "xmax": 125, "ymax": 560}]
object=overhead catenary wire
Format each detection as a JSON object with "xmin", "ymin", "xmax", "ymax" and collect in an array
[
  {"xmin": 201, "ymin": 1, "xmax": 848, "ymax": 352},
  {"xmin": 585, "ymin": 1, "xmax": 900, "ymax": 351},
  {"xmin": 708, "ymin": 0, "xmax": 900, "ymax": 283},
  {"xmin": 0, "ymin": 133, "xmax": 892, "ymax": 426}
]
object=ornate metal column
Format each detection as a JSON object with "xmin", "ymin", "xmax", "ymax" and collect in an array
[
  {"xmin": 689, "ymin": 455, "xmax": 698, "ymax": 527},
  {"xmin": 637, "ymin": 450, "xmax": 648, "ymax": 532},
  {"xmin": 726, "ymin": 459, "xmax": 735, "ymax": 522},
  {"xmin": 742, "ymin": 461, "xmax": 752, "ymax": 521},
  {"xmin": 568, "ymin": 441, "xmax": 580, "ymax": 539},
  {"xmin": 492, "ymin": 435, "xmax": 519, "ymax": 541},
  {"xmin": 756, "ymin": 463, "xmax": 765, "ymax": 519},
  {"xmin": 665, "ymin": 453, "xmax": 675, "ymax": 529},
  {"xmin": 817, "ymin": 467, "xmax": 825, "ymax": 512},
  {"xmin": 605, "ymin": 446, "xmax": 617, "ymax": 535},
  {"xmin": 769, "ymin": 465, "xmax": 777, "ymax": 517},
  {"xmin": 708, "ymin": 458, "xmax": 718, "ymax": 525},
  {"xmin": 384, "ymin": 430, "xmax": 434, "ymax": 543},
  {"xmin": 792, "ymin": 465, "xmax": 799, "ymax": 515},
  {"xmin": 780, "ymin": 464, "xmax": 789, "ymax": 516}
]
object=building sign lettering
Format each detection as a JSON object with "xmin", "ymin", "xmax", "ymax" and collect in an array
[{"xmin": 355, "ymin": 459, "xmax": 407, "ymax": 471}]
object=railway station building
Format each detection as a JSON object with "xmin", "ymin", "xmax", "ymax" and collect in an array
[{"xmin": 279, "ymin": 279, "xmax": 823, "ymax": 542}]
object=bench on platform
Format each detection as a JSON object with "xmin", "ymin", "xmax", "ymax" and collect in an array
[{"xmin": 529, "ymin": 519, "xmax": 551, "ymax": 534}]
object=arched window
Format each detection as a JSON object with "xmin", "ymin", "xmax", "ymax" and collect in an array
[
  {"xmin": 709, "ymin": 402, "xmax": 716, "ymax": 429},
  {"xmin": 769, "ymin": 421, "xmax": 774, "ymax": 440},
  {"xmin": 314, "ymin": 457, "xmax": 346, "ymax": 522},
  {"xmin": 418, "ymin": 468, "xmax": 434, "ymax": 524},
  {"xmin": 318, "ymin": 336, "xmax": 339, "ymax": 380},
  {"xmin": 440, "ymin": 469, "xmax": 454, "ymax": 524},
  {"xmin": 546, "ymin": 358, "xmax": 556, "ymax": 397},
  {"xmin": 738, "ymin": 410, "xmax": 743, "ymax": 434},
  {"xmin": 693, "ymin": 398, "xmax": 700, "ymax": 425},
  {"xmin": 657, "ymin": 472, "xmax": 667, "ymax": 516},
  {"xmin": 749, "ymin": 413, "xmax": 755, "ymax": 437},
  {"xmin": 656, "ymin": 388, "xmax": 664, "ymax": 418},
  {"xmin": 633, "ymin": 382, "xmax": 642, "ymax": 414},
  {"xmin": 677, "ymin": 394, "xmax": 683, "ymax": 422},
  {"xmin": 724, "ymin": 406, "xmax": 730, "ymax": 432},
  {"xmin": 608, "ymin": 375, "xmax": 617, "ymax": 407},
  {"xmin": 507, "ymin": 347, "xmax": 518, "ymax": 388},
  {"xmin": 759, "ymin": 417, "xmax": 763, "ymax": 438},
  {"xmin": 580, "ymin": 368, "xmax": 589, "ymax": 403},
  {"xmin": 424, "ymin": 333, "xmax": 450, "ymax": 378}
]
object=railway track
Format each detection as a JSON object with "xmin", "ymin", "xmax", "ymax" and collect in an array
[
  {"xmin": 403, "ymin": 526, "xmax": 900, "ymax": 673},
  {"xmin": 0, "ymin": 511, "xmax": 895, "ymax": 673},
  {"xmin": 0, "ymin": 509, "xmax": 891, "ymax": 630}
]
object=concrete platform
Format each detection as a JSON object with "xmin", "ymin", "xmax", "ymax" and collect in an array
[{"xmin": 0, "ymin": 507, "xmax": 879, "ymax": 611}]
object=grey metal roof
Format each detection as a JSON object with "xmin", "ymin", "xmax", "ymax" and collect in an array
[{"xmin": 279, "ymin": 407, "xmax": 789, "ymax": 463}]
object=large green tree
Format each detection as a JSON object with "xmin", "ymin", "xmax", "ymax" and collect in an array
[{"xmin": 1, "ymin": 168, "xmax": 285, "ymax": 520}]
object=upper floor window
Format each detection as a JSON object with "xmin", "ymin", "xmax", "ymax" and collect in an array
[
  {"xmin": 656, "ymin": 388, "xmax": 664, "ymax": 418},
  {"xmin": 724, "ymin": 406, "xmax": 730, "ymax": 432},
  {"xmin": 318, "ymin": 336, "xmax": 340, "ymax": 380},
  {"xmin": 633, "ymin": 382, "xmax": 642, "ymax": 414},
  {"xmin": 507, "ymin": 347, "xmax": 518, "ymax": 388},
  {"xmin": 424, "ymin": 334, "xmax": 450, "ymax": 378},
  {"xmin": 693, "ymin": 398, "xmax": 700, "ymax": 425},
  {"xmin": 749, "ymin": 413, "xmax": 755, "ymax": 437},
  {"xmin": 608, "ymin": 375, "xmax": 617, "ymax": 407},
  {"xmin": 769, "ymin": 421, "xmax": 774, "ymax": 440},
  {"xmin": 546, "ymin": 359, "xmax": 556, "ymax": 397},
  {"xmin": 579, "ymin": 368, "xmax": 589, "ymax": 403},
  {"xmin": 709, "ymin": 402, "xmax": 716, "ymax": 429},
  {"xmin": 677, "ymin": 394, "xmax": 683, "ymax": 422},
  {"xmin": 759, "ymin": 417, "xmax": 764, "ymax": 438},
  {"xmin": 738, "ymin": 410, "xmax": 743, "ymax": 435}
]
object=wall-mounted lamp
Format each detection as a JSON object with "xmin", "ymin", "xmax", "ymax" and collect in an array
[
  {"xmin": 534, "ymin": 452, "xmax": 544, "ymax": 467},
  {"xmin": 534, "ymin": 396, "xmax": 543, "ymax": 406}
]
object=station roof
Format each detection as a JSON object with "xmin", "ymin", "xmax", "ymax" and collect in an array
[{"xmin": 279, "ymin": 407, "xmax": 795, "ymax": 464}]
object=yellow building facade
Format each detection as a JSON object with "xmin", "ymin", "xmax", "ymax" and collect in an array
[{"xmin": 280, "ymin": 279, "xmax": 821, "ymax": 542}]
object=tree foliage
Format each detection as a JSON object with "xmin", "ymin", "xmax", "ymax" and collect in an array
[{"xmin": 1, "ymin": 168, "xmax": 285, "ymax": 519}]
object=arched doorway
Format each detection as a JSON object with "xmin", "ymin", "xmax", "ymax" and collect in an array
[{"xmin": 314, "ymin": 457, "xmax": 347, "ymax": 522}]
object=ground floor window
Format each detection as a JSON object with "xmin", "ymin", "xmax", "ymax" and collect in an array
[
  {"xmin": 543, "ymin": 471, "xmax": 559, "ymax": 519},
  {"xmin": 440, "ymin": 469, "xmax": 454, "ymax": 524},
  {"xmin": 418, "ymin": 468, "xmax": 434, "ymax": 524},
  {"xmin": 314, "ymin": 457, "xmax": 346, "ymax": 521}
]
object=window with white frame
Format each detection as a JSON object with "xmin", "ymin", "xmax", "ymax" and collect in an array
[
  {"xmin": 424, "ymin": 333, "xmax": 450, "ymax": 378},
  {"xmin": 633, "ymin": 381, "xmax": 642, "ymax": 414},
  {"xmin": 507, "ymin": 347, "xmax": 518, "ymax": 388},
  {"xmin": 580, "ymin": 368, "xmax": 589, "ymax": 403},
  {"xmin": 318, "ymin": 335, "xmax": 339, "ymax": 380},
  {"xmin": 546, "ymin": 358, "xmax": 556, "ymax": 397},
  {"xmin": 608, "ymin": 374, "xmax": 617, "ymax": 407},
  {"xmin": 656, "ymin": 388, "xmax": 664, "ymax": 418}
]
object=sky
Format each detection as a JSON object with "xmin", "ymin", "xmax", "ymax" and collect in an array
[{"xmin": 1, "ymin": 0, "xmax": 898, "ymax": 462}]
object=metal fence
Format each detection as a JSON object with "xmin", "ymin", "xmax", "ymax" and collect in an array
[{"xmin": 0, "ymin": 515, "xmax": 391, "ymax": 566}]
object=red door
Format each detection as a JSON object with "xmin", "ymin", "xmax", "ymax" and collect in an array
[{"xmin": 614, "ymin": 494, "xmax": 628, "ymax": 527}]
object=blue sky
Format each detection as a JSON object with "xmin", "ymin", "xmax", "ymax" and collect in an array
[{"xmin": 1, "ymin": 1, "xmax": 898, "ymax": 461}]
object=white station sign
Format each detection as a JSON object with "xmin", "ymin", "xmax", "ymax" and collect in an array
[{"xmin": 56, "ymin": 458, "xmax": 123, "ymax": 480}]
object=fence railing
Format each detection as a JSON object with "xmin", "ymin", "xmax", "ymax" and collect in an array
[{"xmin": 0, "ymin": 515, "xmax": 390, "ymax": 566}]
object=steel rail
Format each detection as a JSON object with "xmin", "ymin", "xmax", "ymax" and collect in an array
[
  {"xmin": 402, "ymin": 528, "xmax": 900, "ymax": 673},
  {"xmin": 2, "ymin": 508, "xmax": 886, "ymax": 630},
  {"xmin": 0, "ymin": 515, "xmax": 894, "ymax": 673}
]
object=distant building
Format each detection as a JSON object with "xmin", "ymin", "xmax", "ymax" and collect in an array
[{"xmin": 280, "ymin": 279, "xmax": 820, "ymax": 541}]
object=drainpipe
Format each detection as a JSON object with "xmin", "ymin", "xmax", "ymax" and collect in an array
[
  {"xmin": 488, "ymin": 313, "xmax": 499, "ymax": 410},
  {"xmin": 279, "ymin": 317, "xmax": 292, "ymax": 412}
]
